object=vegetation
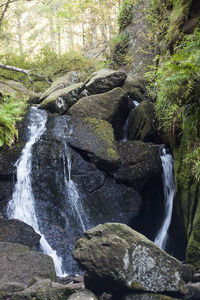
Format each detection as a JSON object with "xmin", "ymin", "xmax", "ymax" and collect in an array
[
  {"xmin": 153, "ymin": 28, "xmax": 200, "ymax": 181},
  {"xmin": 118, "ymin": 0, "xmax": 135, "ymax": 30},
  {"xmin": 0, "ymin": 93, "xmax": 26, "ymax": 147}
]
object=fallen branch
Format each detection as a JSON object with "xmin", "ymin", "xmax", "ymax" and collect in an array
[{"xmin": 0, "ymin": 63, "xmax": 52, "ymax": 90}]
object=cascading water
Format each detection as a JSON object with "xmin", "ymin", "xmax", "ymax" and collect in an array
[
  {"xmin": 7, "ymin": 107, "xmax": 65, "ymax": 277},
  {"xmin": 154, "ymin": 147, "xmax": 175, "ymax": 250},
  {"xmin": 122, "ymin": 100, "xmax": 139, "ymax": 141},
  {"xmin": 63, "ymin": 141, "xmax": 86, "ymax": 233}
]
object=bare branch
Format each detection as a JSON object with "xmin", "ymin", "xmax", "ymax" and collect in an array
[{"xmin": 0, "ymin": 0, "xmax": 11, "ymax": 32}]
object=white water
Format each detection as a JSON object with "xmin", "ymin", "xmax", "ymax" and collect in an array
[
  {"xmin": 63, "ymin": 142, "xmax": 86, "ymax": 232},
  {"xmin": 122, "ymin": 100, "xmax": 139, "ymax": 141},
  {"xmin": 154, "ymin": 148, "xmax": 175, "ymax": 250},
  {"xmin": 7, "ymin": 107, "xmax": 65, "ymax": 277}
]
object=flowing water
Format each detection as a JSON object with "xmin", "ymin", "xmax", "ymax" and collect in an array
[
  {"xmin": 63, "ymin": 141, "xmax": 86, "ymax": 233},
  {"xmin": 154, "ymin": 148, "xmax": 175, "ymax": 250},
  {"xmin": 7, "ymin": 107, "xmax": 66, "ymax": 277},
  {"xmin": 122, "ymin": 100, "xmax": 139, "ymax": 141}
]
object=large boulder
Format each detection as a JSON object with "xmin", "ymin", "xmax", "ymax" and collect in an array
[
  {"xmin": 40, "ymin": 71, "xmax": 79, "ymax": 102},
  {"xmin": 73, "ymin": 223, "xmax": 191, "ymax": 296},
  {"xmin": 127, "ymin": 100, "xmax": 159, "ymax": 143},
  {"xmin": 81, "ymin": 68, "xmax": 127, "ymax": 95},
  {"xmin": 69, "ymin": 117, "xmax": 120, "ymax": 172},
  {"xmin": 39, "ymin": 82, "xmax": 83, "ymax": 114},
  {"xmin": 111, "ymin": 141, "xmax": 162, "ymax": 191},
  {"xmin": 122, "ymin": 75, "xmax": 149, "ymax": 103},
  {"xmin": 0, "ymin": 219, "xmax": 41, "ymax": 250},
  {"xmin": 0, "ymin": 242, "xmax": 56, "ymax": 294},
  {"xmin": 68, "ymin": 87, "xmax": 129, "ymax": 139}
]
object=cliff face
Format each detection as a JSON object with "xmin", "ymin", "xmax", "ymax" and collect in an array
[{"xmin": 116, "ymin": 0, "xmax": 200, "ymax": 266}]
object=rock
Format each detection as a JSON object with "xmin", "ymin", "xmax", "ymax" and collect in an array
[
  {"xmin": 0, "ymin": 242, "xmax": 56, "ymax": 293},
  {"xmin": 68, "ymin": 289, "xmax": 98, "ymax": 300},
  {"xmin": 0, "ymin": 80, "xmax": 40, "ymax": 103},
  {"xmin": 111, "ymin": 141, "xmax": 162, "ymax": 191},
  {"xmin": 115, "ymin": 293, "xmax": 180, "ymax": 300},
  {"xmin": 185, "ymin": 282, "xmax": 200, "ymax": 300},
  {"xmin": 68, "ymin": 87, "xmax": 129, "ymax": 139},
  {"xmin": 73, "ymin": 223, "xmax": 188, "ymax": 296},
  {"xmin": 127, "ymin": 100, "xmax": 159, "ymax": 143},
  {"xmin": 0, "ymin": 219, "xmax": 41, "ymax": 250},
  {"xmin": 39, "ymin": 82, "xmax": 83, "ymax": 114},
  {"xmin": 40, "ymin": 71, "xmax": 80, "ymax": 102},
  {"xmin": 82, "ymin": 68, "xmax": 127, "ymax": 95},
  {"xmin": 81, "ymin": 178, "xmax": 142, "ymax": 227},
  {"xmin": 8, "ymin": 277, "xmax": 82, "ymax": 300},
  {"xmin": 122, "ymin": 75, "xmax": 149, "ymax": 103},
  {"xmin": 69, "ymin": 117, "xmax": 120, "ymax": 172}
]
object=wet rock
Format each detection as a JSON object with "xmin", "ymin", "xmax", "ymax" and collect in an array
[
  {"xmin": 40, "ymin": 71, "xmax": 80, "ymax": 102},
  {"xmin": 127, "ymin": 100, "xmax": 159, "ymax": 143},
  {"xmin": 73, "ymin": 223, "xmax": 188, "ymax": 296},
  {"xmin": 111, "ymin": 140, "xmax": 162, "ymax": 191},
  {"xmin": 82, "ymin": 68, "xmax": 127, "ymax": 95},
  {"xmin": 39, "ymin": 82, "xmax": 83, "ymax": 114},
  {"xmin": 68, "ymin": 87, "xmax": 129, "ymax": 139},
  {"xmin": 68, "ymin": 289, "xmax": 98, "ymax": 300},
  {"xmin": 0, "ymin": 219, "xmax": 41, "ymax": 250},
  {"xmin": 69, "ymin": 117, "xmax": 120, "ymax": 172},
  {"xmin": 81, "ymin": 178, "xmax": 142, "ymax": 227},
  {"xmin": 0, "ymin": 242, "xmax": 56, "ymax": 294}
]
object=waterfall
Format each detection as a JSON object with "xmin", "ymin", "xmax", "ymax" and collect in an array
[
  {"xmin": 7, "ymin": 107, "xmax": 66, "ymax": 277},
  {"xmin": 122, "ymin": 100, "xmax": 139, "ymax": 141},
  {"xmin": 154, "ymin": 148, "xmax": 175, "ymax": 250},
  {"xmin": 63, "ymin": 141, "xmax": 86, "ymax": 232}
]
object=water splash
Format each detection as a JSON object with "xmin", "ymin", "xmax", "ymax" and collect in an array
[
  {"xmin": 154, "ymin": 148, "xmax": 175, "ymax": 250},
  {"xmin": 7, "ymin": 107, "xmax": 66, "ymax": 277}
]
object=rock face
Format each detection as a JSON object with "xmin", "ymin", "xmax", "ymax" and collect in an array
[
  {"xmin": 0, "ymin": 242, "xmax": 56, "ymax": 293},
  {"xmin": 0, "ymin": 219, "xmax": 41, "ymax": 250},
  {"xmin": 127, "ymin": 101, "xmax": 158, "ymax": 143},
  {"xmin": 82, "ymin": 68, "xmax": 127, "ymax": 95},
  {"xmin": 30, "ymin": 114, "xmax": 144, "ymax": 273},
  {"xmin": 73, "ymin": 223, "xmax": 189, "ymax": 296}
]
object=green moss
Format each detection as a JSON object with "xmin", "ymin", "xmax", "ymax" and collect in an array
[{"xmin": 85, "ymin": 117, "xmax": 119, "ymax": 161}]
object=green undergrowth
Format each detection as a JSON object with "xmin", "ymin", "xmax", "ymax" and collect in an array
[
  {"xmin": 0, "ymin": 93, "xmax": 26, "ymax": 148},
  {"xmin": 0, "ymin": 49, "xmax": 100, "ymax": 93},
  {"xmin": 118, "ymin": 0, "xmax": 136, "ymax": 31},
  {"xmin": 153, "ymin": 28, "xmax": 200, "ymax": 181}
]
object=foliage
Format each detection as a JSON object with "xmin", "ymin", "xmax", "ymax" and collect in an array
[
  {"xmin": 110, "ymin": 33, "xmax": 131, "ymax": 67},
  {"xmin": 0, "ymin": 93, "xmax": 26, "ymax": 148},
  {"xmin": 118, "ymin": 0, "xmax": 135, "ymax": 31},
  {"xmin": 0, "ymin": 49, "xmax": 100, "ymax": 92},
  {"xmin": 153, "ymin": 28, "xmax": 200, "ymax": 180}
]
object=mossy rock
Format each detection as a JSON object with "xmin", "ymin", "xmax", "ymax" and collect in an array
[
  {"xmin": 69, "ymin": 117, "xmax": 119, "ymax": 172},
  {"xmin": 73, "ymin": 223, "xmax": 188, "ymax": 296},
  {"xmin": 127, "ymin": 100, "xmax": 159, "ymax": 143},
  {"xmin": 68, "ymin": 87, "xmax": 129, "ymax": 140}
]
